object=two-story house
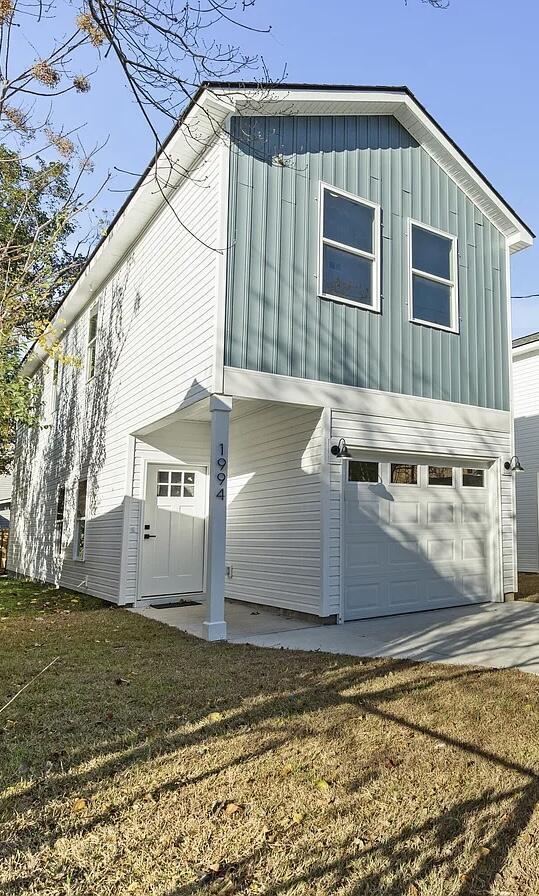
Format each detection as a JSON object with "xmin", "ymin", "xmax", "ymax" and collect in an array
[
  {"xmin": 9, "ymin": 83, "xmax": 534, "ymax": 640},
  {"xmin": 513, "ymin": 332, "xmax": 539, "ymax": 572}
]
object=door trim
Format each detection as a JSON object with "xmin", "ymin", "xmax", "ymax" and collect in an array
[{"xmin": 135, "ymin": 460, "xmax": 209, "ymax": 605}]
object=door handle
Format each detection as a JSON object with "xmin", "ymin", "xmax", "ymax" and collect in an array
[{"xmin": 144, "ymin": 533, "xmax": 157, "ymax": 539}]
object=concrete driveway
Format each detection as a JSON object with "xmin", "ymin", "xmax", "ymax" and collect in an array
[{"xmin": 230, "ymin": 601, "xmax": 539, "ymax": 675}]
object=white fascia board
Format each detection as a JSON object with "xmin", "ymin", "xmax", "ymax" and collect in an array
[
  {"xmin": 22, "ymin": 89, "xmax": 232, "ymax": 378},
  {"xmin": 513, "ymin": 340, "xmax": 539, "ymax": 360},
  {"xmin": 214, "ymin": 86, "xmax": 533, "ymax": 253}
]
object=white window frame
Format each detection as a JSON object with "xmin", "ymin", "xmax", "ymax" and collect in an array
[
  {"xmin": 318, "ymin": 181, "xmax": 381, "ymax": 312},
  {"xmin": 73, "ymin": 478, "xmax": 88, "ymax": 561},
  {"xmin": 54, "ymin": 485, "xmax": 65, "ymax": 557},
  {"xmin": 86, "ymin": 304, "xmax": 99, "ymax": 382},
  {"xmin": 408, "ymin": 218, "xmax": 459, "ymax": 334}
]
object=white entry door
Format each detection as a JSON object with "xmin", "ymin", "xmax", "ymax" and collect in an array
[
  {"xmin": 343, "ymin": 457, "xmax": 499, "ymax": 620},
  {"xmin": 141, "ymin": 464, "xmax": 206, "ymax": 598}
]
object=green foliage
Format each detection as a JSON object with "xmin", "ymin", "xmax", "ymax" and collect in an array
[{"xmin": 0, "ymin": 145, "xmax": 84, "ymax": 471}]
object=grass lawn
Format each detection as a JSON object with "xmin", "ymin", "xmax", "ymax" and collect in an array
[{"xmin": 2, "ymin": 580, "xmax": 539, "ymax": 895}]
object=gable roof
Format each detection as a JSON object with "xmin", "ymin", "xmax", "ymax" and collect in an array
[{"xmin": 22, "ymin": 82, "xmax": 534, "ymax": 376}]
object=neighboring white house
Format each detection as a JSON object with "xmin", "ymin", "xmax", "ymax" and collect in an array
[
  {"xmin": 0, "ymin": 474, "xmax": 11, "ymax": 529},
  {"xmin": 513, "ymin": 332, "xmax": 539, "ymax": 571},
  {"xmin": 9, "ymin": 83, "xmax": 534, "ymax": 639}
]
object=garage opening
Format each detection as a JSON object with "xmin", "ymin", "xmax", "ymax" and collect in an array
[{"xmin": 342, "ymin": 455, "xmax": 499, "ymax": 620}]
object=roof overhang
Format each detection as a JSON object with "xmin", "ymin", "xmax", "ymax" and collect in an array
[
  {"xmin": 513, "ymin": 333, "xmax": 539, "ymax": 359},
  {"xmin": 22, "ymin": 83, "xmax": 534, "ymax": 377}
]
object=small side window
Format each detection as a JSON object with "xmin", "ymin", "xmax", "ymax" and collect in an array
[
  {"xmin": 428, "ymin": 466, "xmax": 453, "ymax": 487},
  {"xmin": 74, "ymin": 479, "xmax": 87, "ymax": 560},
  {"xmin": 462, "ymin": 468, "xmax": 485, "ymax": 488},
  {"xmin": 348, "ymin": 461, "xmax": 379, "ymax": 483},
  {"xmin": 54, "ymin": 486, "xmax": 65, "ymax": 556},
  {"xmin": 86, "ymin": 305, "xmax": 99, "ymax": 382}
]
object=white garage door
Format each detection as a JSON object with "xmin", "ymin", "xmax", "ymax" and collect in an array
[{"xmin": 343, "ymin": 457, "xmax": 499, "ymax": 620}]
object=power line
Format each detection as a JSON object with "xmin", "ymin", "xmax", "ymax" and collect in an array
[{"xmin": 512, "ymin": 293, "xmax": 539, "ymax": 300}]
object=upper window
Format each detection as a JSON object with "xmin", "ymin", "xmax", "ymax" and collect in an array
[
  {"xmin": 409, "ymin": 221, "xmax": 458, "ymax": 332},
  {"xmin": 86, "ymin": 304, "xmax": 99, "ymax": 381},
  {"xmin": 319, "ymin": 184, "xmax": 380, "ymax": 311}
]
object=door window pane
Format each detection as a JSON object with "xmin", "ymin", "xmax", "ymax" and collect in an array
[
  {"xmin": 184, "ymin": 472, "xmax": 195, "ymax": 485},
  {"xmin": 171, "ymin": 471, "xmax": 182, "ymax": 484},
  {"xmin": 391, "ymin": 463, "xmax": 418, "ymax": 485},
  {"xmin": 170, "ymin": 485, "xmax": 182, "ymax": 497},
  {"xmin": 158, "ymin": 471, "xmax": 169, "ymax": 483},
  {"xmin": 463, "ymin": 468, "xmax": 485, "ymax": 488},
  {"xmin": 157, "ymin": 484, "xmax": 168, "ymax": 497},
  {"xmin": 183, "ymin": 485, "xmax": 195, "ymax": 498},
  {"xmin": 348, "ymin": 461, "xmax": 379, "ymax": 483},
  {"xmin": 323, "ymin": 244, "xmax": 372, "ymax": 304},
  {"xmin": 428, "ymin": 466, "xmax": 453, "ymax": 486}
]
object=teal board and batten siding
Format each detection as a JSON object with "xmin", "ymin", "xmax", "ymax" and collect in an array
[{"xmin": 225, "ymin": 115, "xmax": 509, "ymax": 411}]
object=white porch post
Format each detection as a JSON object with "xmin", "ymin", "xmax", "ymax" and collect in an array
[{"xmin": 203, "ymin": 394, "xmax": 232, "ymax": 641}]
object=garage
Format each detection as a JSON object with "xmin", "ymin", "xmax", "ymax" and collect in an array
[{"xmin": 342, "ymin": 455, "xmax": 500, "ymax": 620}]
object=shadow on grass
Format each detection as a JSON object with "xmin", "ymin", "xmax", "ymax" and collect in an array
[{"xmin": 1, "ymin": 601, "xmax": 539, "ymax": 895}]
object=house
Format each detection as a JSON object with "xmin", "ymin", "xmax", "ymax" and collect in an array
[
  {"xmin": 9, "ymin": 83, "xmax": 534, "ymax": 639},
  {"xmin": 0, "ymin": 474, "xmax": 11, "ymax": 528},
  {"xmin": 513, "ymin": 332, "xmax": 539, "ymax": 571}
]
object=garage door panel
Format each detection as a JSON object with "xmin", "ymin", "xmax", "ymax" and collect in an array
[
  {"xmin": 427, "ymin": 502, "xmax": 456, "ymax": 524},
  {"xmin": 343, "ymin": 457, "xmax": 498, "ymax": 620}
]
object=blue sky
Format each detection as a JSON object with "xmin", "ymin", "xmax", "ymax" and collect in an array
[{"xmin": 36, "ymin": 0, "xmax": 539, "ymax": 336}]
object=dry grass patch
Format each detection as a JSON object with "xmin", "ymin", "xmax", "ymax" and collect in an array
[
  {"xmin": 2, "ymin": 580, "xmax": 539, "ymax": 895},
  {"xmin": 517, "ymin": 572, "xmax": 539, "ymax": 603}
]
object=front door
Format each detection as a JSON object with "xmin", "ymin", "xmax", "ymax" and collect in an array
[{"xmin": 141, "ymin": 464, "xmax": 206, "ymax": 597}]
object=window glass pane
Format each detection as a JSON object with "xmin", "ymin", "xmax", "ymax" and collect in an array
[
  {"xmin": 77, "ymin": 480, "xmax": 87, "ymax": 517},
  {"xmin": 323, "ymin": 245, "xmax": 372, "ymax": 305},
  {"xmin": 87, "ymin": 343, "xmax": 96, "ymax": 379},
  {"xmin": 157, "ymin": 484, "xmax": 168, "ymax": 497},
  {"xmin": 184, "ymin": 472, "xmax": 195, "ymax": 485},
  {"xmin": 170, "ymin": 485, "xmax": 182, "ymax": 497},
  {"xmin": 157, "ymin": 471, "xmax": 169, "ymax": 483},
  {"xmin": 348, "ymin": 461, "xmax": 379, "ymax": 483},
  {"xmin": 88, "ymin": 309, "xmax": 98, "ymax": 343},
  {"xmin": 412, "ymin": 275, "xmax": 452, "ymax": 328},
  {"xmin": 56, "ymin": 486, "xmax": 65, "ymax": 520},
  {"xmin": 324, "ymin": 190, "xmax": 374, "ymax": 253},
  {"xmin": 391, "ymin": 463, "xmax": 417, "ymax": 485},
  {"xmin": 183, "ymin": 484, "xmax": 195, "ymax": 498},
  {"xmin": 170, "ymin": 472, "xmax": 182, "ymax": 484},
  {"xmin": 463, "ymin": 468, "xmax": 485, "ymax": 488},
  {"xmin": 429, "ymin": 466, "xmax": 453, "ymax": 486},
  {"xmin": 77, "ymin": 520, "xmax": 85, "ymax": 558},
  {"xmin": 412, "ymin": 226, "xmax": 452, "ymax": 280}
]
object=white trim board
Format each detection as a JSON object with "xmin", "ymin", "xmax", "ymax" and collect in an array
[{"xmin": 223, "ymin": 366, "xmax": 512, "ymax": 434}]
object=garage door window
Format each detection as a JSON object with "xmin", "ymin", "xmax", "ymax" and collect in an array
[
  {"xmin": 348, "ymin": 461, "xmax": 379, "ymax": 482},
  {"xmin": 428, "ymin": 466, "xmax": 453, "ymax": 486},
  {"xmin": 390, "ymin": 463, "xmax": 418, "ymax": 485},
  {"xmin": 463, "ymin": 468, "xmax": 485, "ymax": 488}
]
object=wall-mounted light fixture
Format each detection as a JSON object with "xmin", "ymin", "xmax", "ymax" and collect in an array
[
  {"xmin": 504, "ymin": 455, "xmax": 524, "ymax": 473},
  {"xmin": 330, "ymin": 438, "xmax": 351, "ymax": 458}
]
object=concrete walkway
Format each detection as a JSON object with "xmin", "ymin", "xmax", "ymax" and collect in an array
[{"xmin": 230, "ymin": 602, "xmax": 539, "ymax": 675}]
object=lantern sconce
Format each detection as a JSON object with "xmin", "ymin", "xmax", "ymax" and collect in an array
[
  {"xmin": 504, "ymin": 455, "xmax": 524, "ymax": 473},
  {"xmin": 330, "ymin": 438, "xmax": 351, "ymax": 459}
]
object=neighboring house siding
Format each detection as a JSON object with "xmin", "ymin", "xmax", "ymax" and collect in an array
[
  {"xmin": 225, "ymin": 115, "xmax": 509, "ymax": 410},
  {"xmin": 9, "ymin": 139, "xmax": 222, "ymax": 600},
  {"xmin": 513, "ymin": 351, "xmax": 539, "ymax": 571},
  {"xmin": 327, "ymin": 408, "xmax": 514, "ymax": 613},
  {"xmin": 225, "ymin": 403, "xmax": 324, "ymax": 614}
]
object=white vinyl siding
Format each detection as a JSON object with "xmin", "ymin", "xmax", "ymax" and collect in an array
[
  {"xmin": 9, "ymin": 137, "xmax": 222, "ymax": 601},
  {"xmin": 328, "ymin": 408, "xmax": 513, "ymax": 613},
  {"xmin": 513, "ymin": 350, "xmax": 539, "ymax": 572},
  {"xmin": 225, "ymin": 403, "xmax": 325, "ymax": 615}
]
